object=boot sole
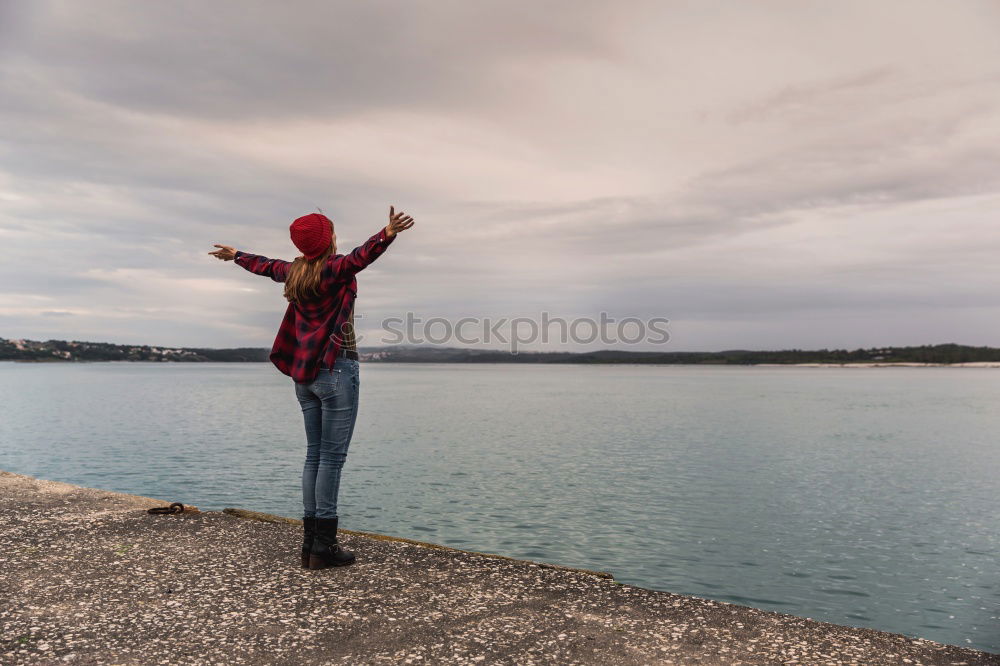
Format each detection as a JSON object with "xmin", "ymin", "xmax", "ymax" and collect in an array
[{"xmin": 308, "ymin": 553, "xmax": 356, "ymax": 569}]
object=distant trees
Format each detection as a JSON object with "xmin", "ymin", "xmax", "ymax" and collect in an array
[
  {"xmin": 2, "ymin": 337, "xmax": 999, "ymax": 365},
  {"xmin": 0, "ymin": 337, "xmax": 268, "ymax": 362}
]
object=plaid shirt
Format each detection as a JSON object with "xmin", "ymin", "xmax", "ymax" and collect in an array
[{"xmin": 234, "ymin": 227, "xmax": 395, "ymax": 383}]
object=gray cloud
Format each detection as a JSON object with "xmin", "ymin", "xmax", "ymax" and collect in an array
[
  {"xmin": 2, "ymin": 0, "xmax": 999, "ymax": 351},
  {"xmin": 1, "ymin": 1, "xmax": 621, "ymax": 119}
]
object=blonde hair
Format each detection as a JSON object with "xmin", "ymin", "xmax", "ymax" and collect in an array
[{"xmin": 283, "ymin": 241, "xmax": 334, "ymax": 304}]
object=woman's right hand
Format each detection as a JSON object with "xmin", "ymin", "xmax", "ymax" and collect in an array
[
  {"xmin": 209, "ymin": 244, "xmax": 237, "ymax": 261},
  {"xmin": 385, "ymin": 206, "xmax": 415, "ymax": 238}
]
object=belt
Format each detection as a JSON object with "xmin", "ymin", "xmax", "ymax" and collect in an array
[{"xmin": 319, "ymin": 349, "xmax": 358, "ymax": 371}]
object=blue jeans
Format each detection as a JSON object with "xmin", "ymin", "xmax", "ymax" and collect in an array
[{"xmin": 295, "ymin": 357, "xmax": 360, "ymax": 519}]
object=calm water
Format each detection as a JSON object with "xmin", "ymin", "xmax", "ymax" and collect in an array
[{"xmin": 1, "ymin": 362, "xmax": 997, "ymax": 652}]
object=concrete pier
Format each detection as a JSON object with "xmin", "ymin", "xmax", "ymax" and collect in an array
[{"xmin": 1, "ymin": 470, "xmax": 996, "ymax": 665}]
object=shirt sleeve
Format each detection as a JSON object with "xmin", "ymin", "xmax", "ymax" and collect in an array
[
  {"xmin": 234, "ymin": 251, "xmax": 291, "ymax": 283},
  {"xmin": 327, "ymin": 227, "xmax": 397, "ymax": 282}
]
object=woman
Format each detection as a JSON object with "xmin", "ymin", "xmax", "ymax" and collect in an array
[{"xmin": 209, "ymin": 206, "xmax": 415, "ymax": 569}]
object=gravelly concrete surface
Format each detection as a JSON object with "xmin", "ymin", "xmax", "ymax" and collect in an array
[{"xmin": 1, "ymin": 470, "xmax": 996, "ymax": 666}]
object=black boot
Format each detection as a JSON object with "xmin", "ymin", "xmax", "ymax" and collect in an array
[
  {"xmin": 309, "ymin": 517, "xmax": 356, "ymax": 569},
  {"xmin": 301, "ymin": 516, "xmax": 317, "ymax": 568}
]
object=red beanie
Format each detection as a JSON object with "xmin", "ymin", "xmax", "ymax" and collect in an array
[{"xmin": 289, "ymin": 213, "xmax": 333, "ymax": 260}]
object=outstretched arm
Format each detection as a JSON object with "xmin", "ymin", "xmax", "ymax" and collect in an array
[
  {"xmin": 209, "ymin": 244, "xmax": 290, "ymax": 282},
  {"xmin": 328, "ymin": 205, "xmax": 415, "ymax": 281}
]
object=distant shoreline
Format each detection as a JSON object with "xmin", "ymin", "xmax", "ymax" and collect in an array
[
  {"xmin": 5, "ymin": 337, "xmax": 1000, "ymax": 366},
  {"xmin": 760, "ymin": 361, "xmax": 1000, "ymax": 368},
  {"xmin": 5, "ymin": 359, "xmax": 1000, "ymax": 368}
]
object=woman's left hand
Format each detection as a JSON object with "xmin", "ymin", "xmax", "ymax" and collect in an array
[
  {"xmin": 385, "ymin": 206, "xmax": 415, "ymax": 238},
  {"xmin": 209, "ymin": 244, "xmax": 237, "ymax": 261}
]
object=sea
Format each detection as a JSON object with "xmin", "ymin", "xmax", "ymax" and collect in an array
[{"xmin": 1, "ymin": 361, "xmax": 997, "ymax": 652}]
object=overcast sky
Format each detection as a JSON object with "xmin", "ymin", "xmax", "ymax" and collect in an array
[{"xmin": 2, "ymin": 0, "xmax": 999, "ymax": 352}]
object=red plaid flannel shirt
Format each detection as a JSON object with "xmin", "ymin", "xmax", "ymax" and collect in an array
[{"xmin": 234, "ymin": 227, "xmax": 395, "ymax": 383}]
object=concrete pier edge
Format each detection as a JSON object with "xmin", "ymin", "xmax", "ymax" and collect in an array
[
  {"xmin": 222, "ymin": 506, "xmax": 615, "ymax": 579},
  {"xmin": 3, "ymin": 468, "xmax": 997, "ymax": 665}
]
